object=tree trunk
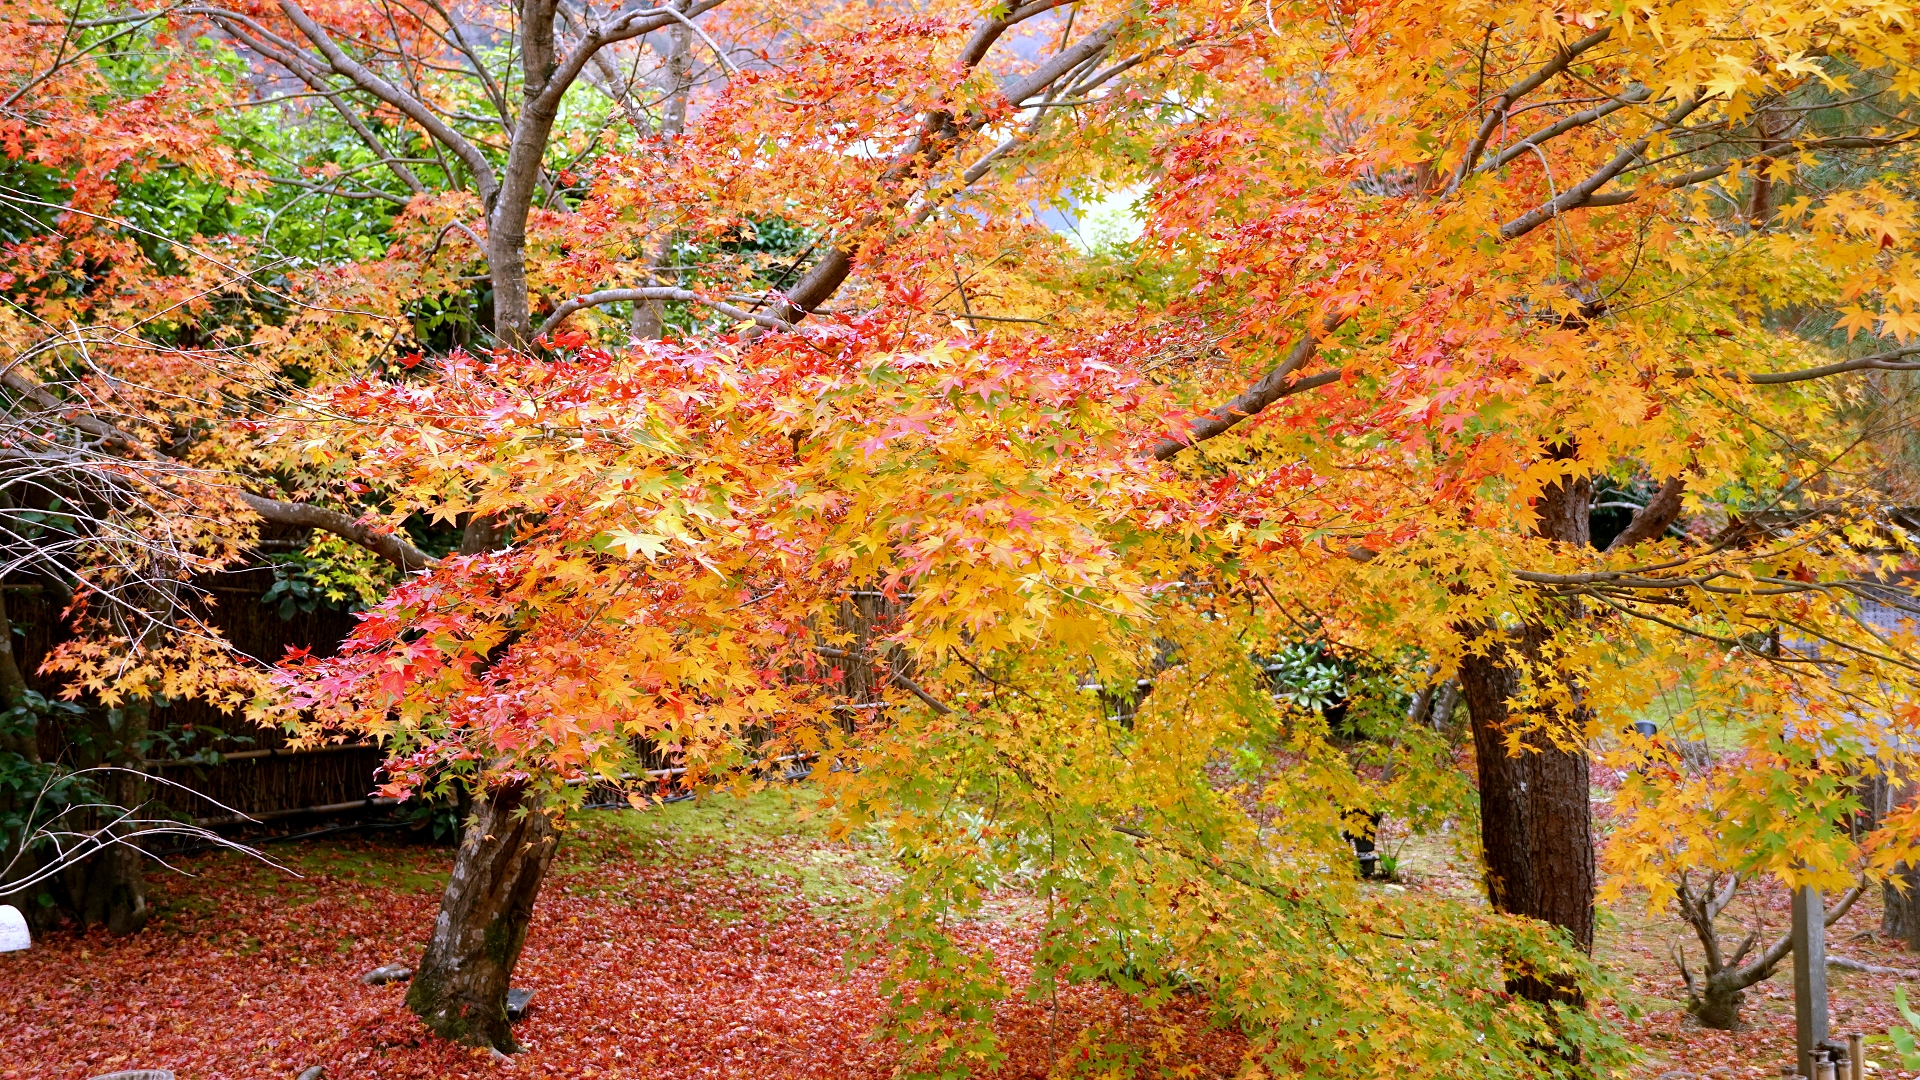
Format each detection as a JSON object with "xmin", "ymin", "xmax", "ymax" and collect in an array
[
  {"xmin": 1870, "ymin": 772, "xmax": 1920, "ymax": 948},
  {"xmin": 56, "ymin": 697, "xmax": 152, "ymax": 934},
  {"xmin": 1458, "ymin": 473, "xmax": 1596, "ymax": 1005},
  {"xmin": 407, "ymin": 783, "xmax": 559, "ymax": 1052},
  {"xmin": 1693, "ymin": 975, "xmax": 1744, "ymax": 1030},
  {"xmin": 0, "ymin": 586, "xmax": 42, "ymax": 910},
  {"xmin": 1460, "ymin": 632, "xmax": 1596, "ymax": 968},
  {"xmin": 630, "ymin": 22, "xmax": 692, "ymax": 344},
  {"xmin": 1884, "ymin": 866, "xmax": 1920, "ymax": 950}
]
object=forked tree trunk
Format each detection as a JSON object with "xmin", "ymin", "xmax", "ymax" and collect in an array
[
  {"xmin": 407, "ymin": 783, "xmax": 559, "ymax": 1051},
  {"xmin": 1458, "ymin": 474, "xmax": 1596, "ymax": 1006}
]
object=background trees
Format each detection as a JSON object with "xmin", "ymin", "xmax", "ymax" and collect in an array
[{"xmin": 8, "ymin": 0, "xmax": 1920, "ymax": 1075}]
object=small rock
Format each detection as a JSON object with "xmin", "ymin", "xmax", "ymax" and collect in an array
[
  {"xmin": 360, "ymin": 963, "xmax": 412, "ymax": 985},
  {"xmin": 506, "ymin": 987, "xmax": 534, "ymax": 1021},
  {"xmin": 296, "ymin": 1068, "xmax": 325, "ymax": 1080},
  {"xmin": 87, "ymin": 1072, "xmax": 174, "ymax": 1080},
  {"xmin": 0, "ymin": 904, "xmax": 29, "ymax": 953},
  {"xmin": 0, "ymin": 899, "xmax": 27, "ymax": 949}
]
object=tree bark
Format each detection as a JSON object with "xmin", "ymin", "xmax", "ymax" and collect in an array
[
  {"xmin": 1884, "ymin": 867, "xmax": 1920, "ymax": 949},
  {"xmin": 56, "ymin": 697, "xmax": 152, "ymax": 934},
  {"xmin": 1460, "ymin": 628, "xmax": 1596, "ymax": 957},
  {"xmin": 1458, "ymin": 474, "xmax": 1596, "ymax": 1005},
  {"xmin": 1870, "ymin": 772, "xmax": 1920, "ymax": 948},
  {"xmin": 407, "ymin": 783, "xmax": 559, "ymax": 1052},
  {"xmin": 0, "ymin": 585, "xmax": 42, "ymax": 912},
  {"xmin": 1693, "ymin": 977, "xmax": 1744, "ymax": 1029},
  {"xmin": 631, "ymin": 19, "xmax": 693, "ymax": 343}
]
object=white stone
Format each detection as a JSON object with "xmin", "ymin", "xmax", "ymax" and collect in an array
[{"xmin": 0, "ymin": 904, "xmax": 29, "ymax": 952}]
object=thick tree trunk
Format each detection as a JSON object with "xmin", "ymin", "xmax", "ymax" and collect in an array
[
  {"xmin": 1693, "ymin": 975, "xmax": 1745, "ymax": 1030},
  {"xmin": 1869, "ymin": 772, "xmax": 1920, "ymax": 947},
  {"xmin": 1458, "ymin": 474, "xmax": 1596, "ymax": 1005},
  {"xmin": 1460, "ymin": 632, "xmax": 1596, "ymax": 960},
  {"xmin": 1885, "ymin": 866, "xmax": 1920, "ymax": 950},
  {"xmin": 407, "ymin": 783, "xmax": 559, "ymax": 1051}
]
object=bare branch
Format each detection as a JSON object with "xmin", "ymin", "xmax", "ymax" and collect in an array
[
  {"xmin": 959, "ymin": 0, "xmax": 1078, "ymax": 68},
  {"xmin": 1447, "ymin": 26, "xmax": 1614, "ymax": 193},
  {"xmin": 195, "ymin": 11, "xmax": 430, "ymax": 193},
  {"xmin": 1746, "ymin": 344, "xmax": 1920, "ymax": 385},
  {"xmin": 1149, "ymin": 316, "xmax": 1346, "ymax": 460},
  {"xmin": 537, "ymin": 287, "xmax": 795, "ymax": 336},
  {"xmin": 263, "ymin": 0, "xmax": 498, "ymax": 201},
  {"xmin": 236, "ymin": 492, "xmax": 433, "ymax": 572}
]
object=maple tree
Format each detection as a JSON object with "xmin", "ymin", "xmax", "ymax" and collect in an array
[{"xmin": 10, "ymin": 0, "xmax": 1920, "ymax": 1073}]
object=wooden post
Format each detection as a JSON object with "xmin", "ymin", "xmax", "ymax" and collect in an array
[
  {"xmin": 1849, "ymin": 1032, "xmax": 1865, "ymax": 1080},
  {"xmin": 1793, "ymin": 885, "xmax": 1830, "ymax": 1077}
]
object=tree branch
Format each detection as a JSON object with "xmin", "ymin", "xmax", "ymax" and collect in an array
[
  {"xmin": 1482, "ymin": 85, "xmax": 1651, "ymax": 173},
  {"xmin": 537, "ymin": 287, "xmax": 794, "ymax": 336},
  {"xmin": 814, "ymin": 645, "xmax": 953, "ymax": 715},
  {"xmin": 236, "ymin": 492, "xmax": 433, "ymax": 572},
  {"xmin": 958, "ymin": 0, "xmax": 1078, "ymax": 68},
  {"xmin": 769, "ymin": 16, "xmax": 1127, "ymax": 325},
  {"xmin": 1448, "ymin": 26, "xmax": 1614, "ymax": 193},
  {"xmin": 196, "ymin": 11, "xmax": 430, "ymax": 194},
  {"xmin": 1500, "ymin": 92, "xmax": 1704, "ymax": 240},
  {"xmin": 1604, "ymin": 476, "xmax": 1686, "ymax": 552},
  {"xmin": 1746, "ymin": 344, "xmax": 1920, "ymax": 384},
  {"xmin": 266, "ymin": 0, "xmax": 498, "ymax": 202},
  {"xmin": 1149, "ymin": 316, "xmax": 1346, "ymax": 460}
]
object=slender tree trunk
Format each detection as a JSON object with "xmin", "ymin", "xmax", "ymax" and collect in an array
[
  {"xmin": 0, "ymin": 586, "xmax": 42, "ymax": 912},
  {"xmin": 57, "ymin": 696, "xmax": 151, "ymax": 934},
  {"xmin": 489, "ymin": 239, "xmax": 531, "ymax": 350},
  {"xmin": 1458, "ymin": 474, "xmax": 1596, "ymax": 1005},
  {"xmin": 631, "ymin": 21, "xmax": 693, "ymax": 343},
  {"xmin": 407, "ymin": 782, "xmax": 559, "ymax": 1051}
]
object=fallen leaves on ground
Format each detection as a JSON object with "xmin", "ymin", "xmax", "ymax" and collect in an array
[
  {"xmin": 4, "ymin": 812, "xmax": 1246, "ymax": 1080},
  {"xmin": 1601, "ymin": 874, "xmax": 1920, "ymax": 1080}
]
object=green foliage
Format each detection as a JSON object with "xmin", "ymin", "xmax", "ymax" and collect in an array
[
  {"xmin": 1263, "ymin": 639, "xmax": 1350, "ymax": 714},
  {"xmin": 1888, "ymin": 986, "xmax": 1920, "ymax": 1069},
  {"xmin": 262, "ymin": 533, "xmax": 401, "ymax": 619},
  {"xmin": 833, "ymin": 623, "xmax": 1620, "ymax": 1079},
  {"xmin": 0, "ymin": 692, "xmax": 96, "ymax": 905}
]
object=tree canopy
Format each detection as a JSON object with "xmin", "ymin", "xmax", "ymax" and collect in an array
[{"xmin": 8, "ymin": 0, "xmax": 1920, "ymax": 1074}]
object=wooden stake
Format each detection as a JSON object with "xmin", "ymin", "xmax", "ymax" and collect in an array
[{"xmin": 1793, "ymin": 885, "xmax": 1830, "ymax": 1078}]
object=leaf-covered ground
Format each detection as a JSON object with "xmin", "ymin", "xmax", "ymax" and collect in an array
[
  {"xmin": 4, "ymin": 789, "xmax": 1245, "ymax": 1080},
  {"xmin": 16, "ymin": 792, "xmax": 1920, "ymax": 1079},
  {"xmin": 1600, "ymin": 877, "xmax": 1920, "ymax": 1080},
  {"xmin": 1375, "ymin": 817, "xmax": 1920, "ymax": 1080}
]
